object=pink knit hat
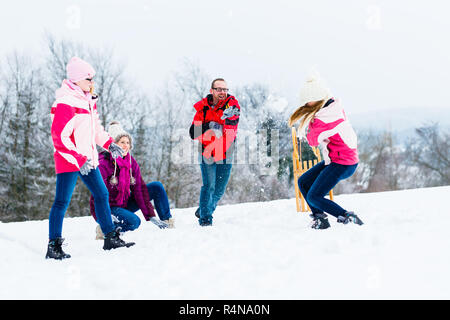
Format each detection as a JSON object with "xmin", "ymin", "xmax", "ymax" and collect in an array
[{"xmin": 66, "ymin": 57, "xmax": 96, "ymax": 83}]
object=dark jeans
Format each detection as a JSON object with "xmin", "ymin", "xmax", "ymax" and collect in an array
[
  {"xmin": 49, "ymin": 168, "xmax": 115, "ymax": 239},
  {"xmin": 111, "ymin": 182, "xmax": 172, "ymax": 232},
  {"xmin": 297, "ymin": 161, "xmax": 358, "ymax": 218},
  {"xmin": 198, "ymin": 161, "xmax": 233, "ymax": 225}
]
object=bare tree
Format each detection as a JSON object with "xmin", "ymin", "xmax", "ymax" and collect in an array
[
  {"xmin": 149, "ymin": 80, "xmax": 198, "ymax": 208},
  {"xmin": 174, "ymin": 57, "xmax": 210, "ymax": 102},
  {"xmin": 44, "ymin": 33, "xmax": 129, "ymax": 125},
  {"xmin": 405, "ymin": 124, "xmax": 450, "ymax": 186}
]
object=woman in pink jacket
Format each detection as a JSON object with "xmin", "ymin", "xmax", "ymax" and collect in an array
[
  {"xmin": 46, "ymin": 57, "xmax": 134, "ymax": 260},
  {"xmin": 288, "ymin": 73, "xmax": 364, "ymax": 229}
]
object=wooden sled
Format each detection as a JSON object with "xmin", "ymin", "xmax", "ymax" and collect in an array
[{"xmin": 291, "ymin": 127, "xmax": 334, "ymax": 212}]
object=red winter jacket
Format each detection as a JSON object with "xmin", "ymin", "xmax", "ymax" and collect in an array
[{"xmin": 189, "ymin": 94, "xmax": 240, "ymax": 162}]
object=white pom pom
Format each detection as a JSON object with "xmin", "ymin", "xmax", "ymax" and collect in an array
[{"xmin": 305, "ymin": 69, "xmax": 321, "ymax": 83}]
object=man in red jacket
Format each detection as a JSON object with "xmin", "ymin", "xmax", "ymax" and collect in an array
[{"xmin": 189, "ymin": 78, "xmax": 240, "ymax": 226}]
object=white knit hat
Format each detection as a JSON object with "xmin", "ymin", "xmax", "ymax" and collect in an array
[
  {"xmin": 299, "ymin": 71, "xmax": 332, "ymax": 107},
  {"xmin": 108, "ymin": 121, "xmax": 133, "ymax": 149}
]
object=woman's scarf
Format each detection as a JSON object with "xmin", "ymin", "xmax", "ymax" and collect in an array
[{"xmin": 114, "ymin": 153, "xmax": 132, "ymax": 206}]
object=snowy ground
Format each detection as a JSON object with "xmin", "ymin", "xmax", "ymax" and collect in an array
[{"xmin": 1, "ymin": 186, "xmax": 449, "ymax": 300}]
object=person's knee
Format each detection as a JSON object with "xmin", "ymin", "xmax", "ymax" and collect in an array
[
  {"xmin": 297, "ymin": 176, "xmax": 308, "ymax": 194},
  {"xmin": 152, "ymin": 181, "xmax": 165, "ymax": 194},
  {"xmin": 306, "ymin": 191, "xmax": 321, "ymax": 207},
  {"xmin": 212, "ymin": 186, "xmax": 226, "ymax": 201},
  {"xmin": 93, "ymin": 189, "xmax": 109, "ymax": 203},
  {"xmin": 128, "ymin": 215, "xmax": 141, "ymax": 231},
  {"xmin": 207, "ymin": 186, "xmax": 215, "ymax": 195},
  {"xmin": 53, "ymin": 198, "xmax": 70, "ymax": 211},
  {"xmin": 202, "ymin": 179, "xmax": 215, "ymax": 193}
]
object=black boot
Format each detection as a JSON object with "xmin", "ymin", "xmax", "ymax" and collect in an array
[
  {"xmin": 195, "ymin": 207, "xmax": 200, "ymax": 218},
  {"xmin": 310, "ymin": 213, "xmax": 331, "ymax": 230},
  {"xmin": 337, "ymin": 211, "xmax": 364, "ymax": 225},
  {"xmin": 45, "ymin": 238, "xmax": 71, "ymax": 260},
  {"xmin": 103, "ymin": 227, "xmax": 135, "ymax": 250}
]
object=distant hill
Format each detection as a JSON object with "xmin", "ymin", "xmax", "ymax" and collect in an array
[{"xmin": 349, "ymin": 107, "xmax": 450, "ymax": 142}]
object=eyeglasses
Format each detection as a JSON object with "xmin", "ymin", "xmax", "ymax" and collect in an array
[
  {"xmin": 85, "ymin": 78, "xmax": 93, "ymax": 82},
  {"xmin": 212, "ymin": 87, "xmax": 229, "ymax": 93}
]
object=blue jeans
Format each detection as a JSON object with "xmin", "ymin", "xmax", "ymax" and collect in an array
[
  {"xmin": 49, "ymin": 168, "xmax": 115, "ymax": 239},
  {"xmin": 111, "ymin": 182, "xmax": 172, "ymax": 232},
  {"xmin": 297, "ymin": 161, "xmax": 358, "ymax": 218},
  {"xmin": 198, "ymin": 161, "xmax": 233, "ymax": 225}
]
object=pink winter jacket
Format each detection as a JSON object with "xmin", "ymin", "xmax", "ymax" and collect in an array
[
  {"xmin": 305, "ymin": 98, "xmax": 358, "ymax": 166},
  {"xmin": 50, "ymin": 80, "xmax": 114, "ymax": 174}
]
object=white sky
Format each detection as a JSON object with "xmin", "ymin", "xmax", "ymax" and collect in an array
[{"xmin": 2, "ymin": 0, "xmax": 449, "ymax": 115}]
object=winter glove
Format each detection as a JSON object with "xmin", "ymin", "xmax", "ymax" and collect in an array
[
  {"xmin": 220, "ymin": 106, "xmax": 240, "ymax": 120},
  {"xmin": 79, "ymin": 159, "xmax": 94, "ymax": 176},
  {"xmin": 150, "ymin": 217, "xmax": 169, "ymax": 229},
  {"xmin": 209, "ymin": 121, "xmax": 223, "ymax": 138},
  {"xmin": 109, "ymin": 142, "xmax": 124, "ymax": 159},
  {"xmin": 209, "ymin": 121, "xmax": 222, "ymax": 130}
]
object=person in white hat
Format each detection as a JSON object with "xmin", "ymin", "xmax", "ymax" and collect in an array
[
  {"xmin": 90, "ymin": 121, "xmax": 175, "ymax": 239},
  {"xmin": 288, "ymin": 72, "xmax": 363, "ymax": 229}
]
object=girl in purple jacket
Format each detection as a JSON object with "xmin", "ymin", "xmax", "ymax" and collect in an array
[
  {"xmin": 288, "ymin": 73, "xmax": 364, "ymax": 229},
  {"xmin": 90, "ymin": 121, "xmax": 174, "ymax": 238}
]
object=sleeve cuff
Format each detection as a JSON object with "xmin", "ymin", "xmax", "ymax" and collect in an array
[
  {"xmin": 102, "ymin": 138, "xmax": 114, "ymax": 150},
  {"xmin": 77, "ymin": 155, "xmax": 88, "ymax": 168}
]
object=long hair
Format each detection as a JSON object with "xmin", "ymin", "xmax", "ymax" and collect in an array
[{"xmin": 288, "ymin": 100, "xmax": 325, "ymax": 131}]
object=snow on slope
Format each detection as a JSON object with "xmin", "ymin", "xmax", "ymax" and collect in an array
[{"xmin": 0, "ymin": 186, "xmax": 449, "ymax": 300}]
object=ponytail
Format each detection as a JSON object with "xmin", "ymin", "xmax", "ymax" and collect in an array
[{"xmin": 288, "ymin": 100, "xmax": 325, "ymax": 132}]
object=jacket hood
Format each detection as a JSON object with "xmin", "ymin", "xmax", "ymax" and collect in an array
[
  {"xmin": 314, "ymin": 98, "xmax": 345, "ymax": 123},
  {"xmin": 193, "ymin": 94, "xmax": 235, "ymax": 112}
]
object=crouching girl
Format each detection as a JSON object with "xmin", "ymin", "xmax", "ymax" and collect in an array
[{"xmin": 288, "ymin": 73, "xmax": 363, "ymax": 229}]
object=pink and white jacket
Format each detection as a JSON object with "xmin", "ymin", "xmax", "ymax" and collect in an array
[
  {"xmin": 50, "ymin": 80, "xmax": 114, "ymax": 174},
  {"xmin": 305, "ymin": 98, "xmax": 358, "ymax": 166}
]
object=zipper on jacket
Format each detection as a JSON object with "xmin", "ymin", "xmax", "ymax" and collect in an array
[{"xmin": 89, "ymin": 101, "xmax": 96, "ymax": 163}]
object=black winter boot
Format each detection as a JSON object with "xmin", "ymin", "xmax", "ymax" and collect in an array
[
  {"xmin": 45, "ymin": 238, "xmax": 71, "ymax": 260},
  {"xmin": 195, "ymin": 207, "xmax": 200, "ymax": 218},
  {"xmin": 337, "ymin": 211, "xmax": 364, "ymax": 225},
  {"xmin": 103, "ymin": 227, "xmax": 135, "ymax": 250},
  {"xmin": 310, "ymin": 213, "xmax": 331, "ymax": 230}
]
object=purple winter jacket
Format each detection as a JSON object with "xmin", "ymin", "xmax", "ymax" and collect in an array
[{"xmin": 90, "ymin": 151, "xmax": 155, "ymax": 221}]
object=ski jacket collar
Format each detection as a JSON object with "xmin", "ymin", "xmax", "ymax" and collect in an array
[
  {"xmin": 193, "ymin": 94, "xmax": 234, "ymax": 112},
  {"xmin": 55, "ymin": 79, "xmax": 95, "ymax": 103}
]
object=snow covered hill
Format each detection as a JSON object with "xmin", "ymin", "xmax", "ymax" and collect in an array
[{"xmin": 1, "ymin": 186, "xmax": 449, "ymax": 300}]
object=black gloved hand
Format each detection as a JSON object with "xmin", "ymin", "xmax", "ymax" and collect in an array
[
  {"xmin": 150, "ymin": 217, "xmax": 169, "ymax": 229},
  {"xmin": 220, "ymin": 106, "xmax": 240, "ymax": 120}
]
